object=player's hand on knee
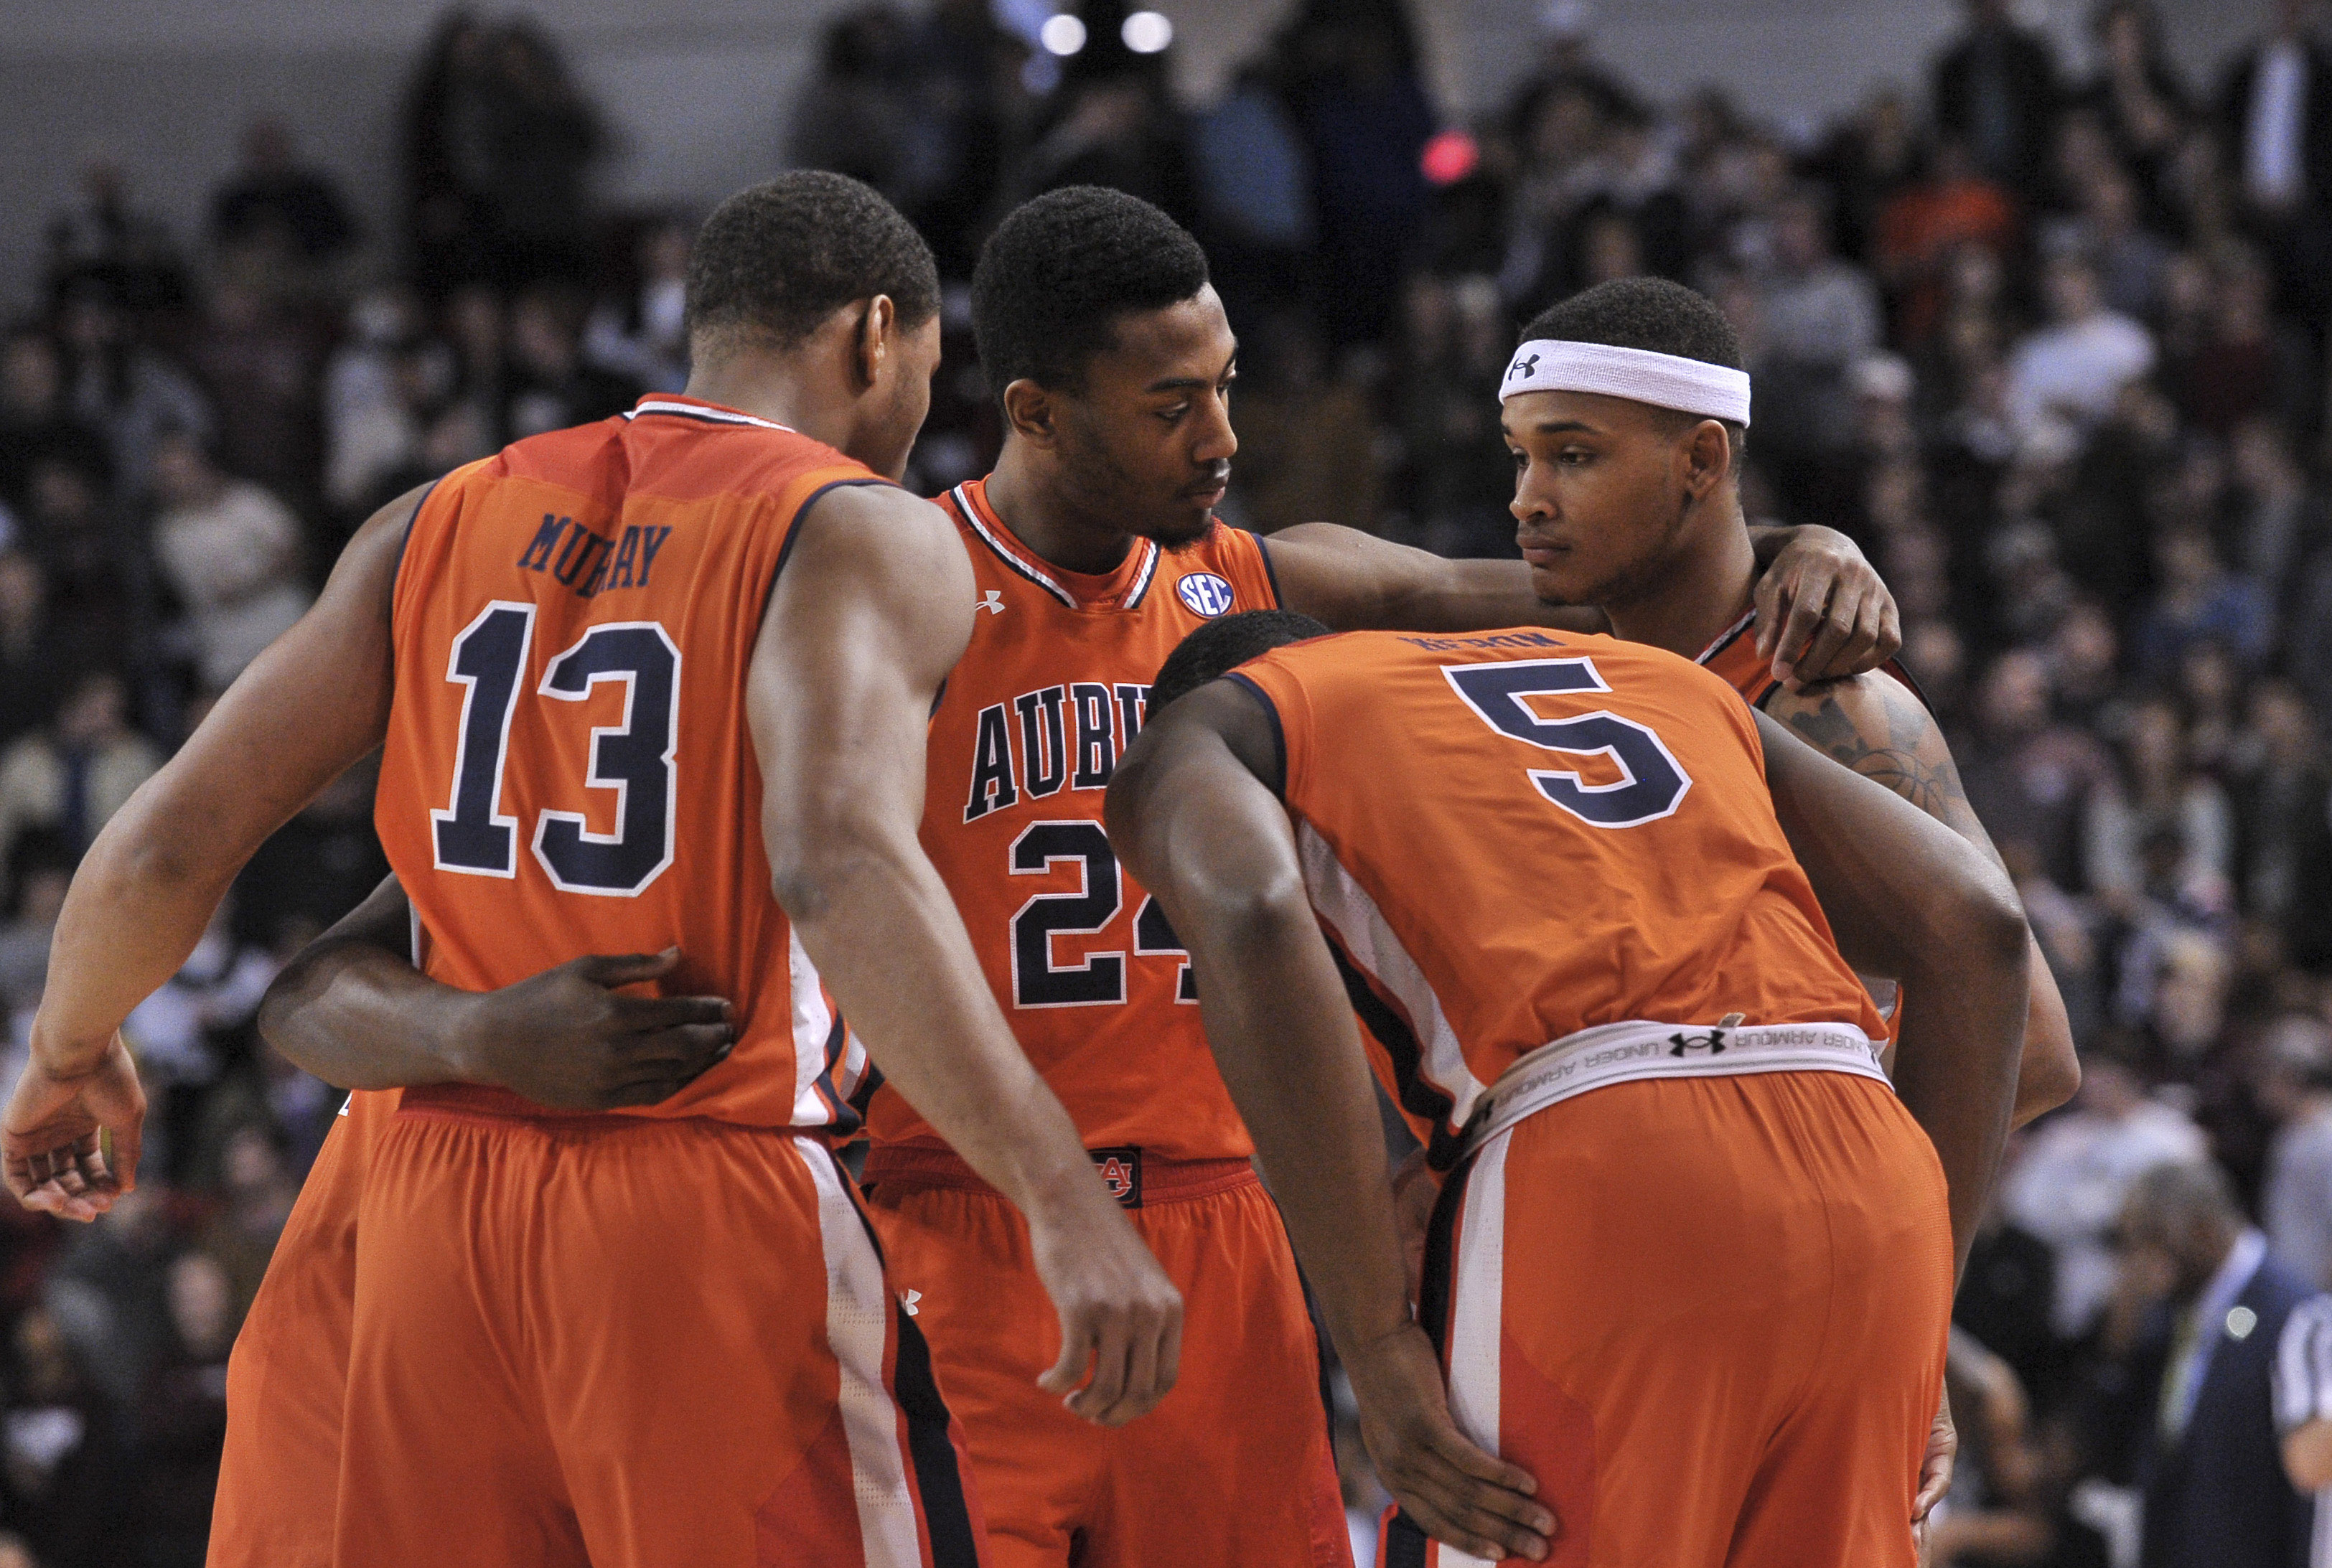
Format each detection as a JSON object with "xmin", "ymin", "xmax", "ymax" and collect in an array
[
  {"xmin": 1029, "ymin": 1202, "xmax": 1184, "ymax": 1427},
  {"xmin": 1347, "ymin": 1324, "xmax": 1553, "ymax": 1562},
  {"xmin": 3, "ymin": 1033, "xmax": 144, "ymax": 1222},
  {"xmin": 455, "ymin": 948, "xmax": 735, "ymax": 1111}
]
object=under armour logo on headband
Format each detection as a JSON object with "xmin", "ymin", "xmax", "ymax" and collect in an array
[{"xmin": 1498, "ymin": 339, "xmax": 1753, "ymax": 426}]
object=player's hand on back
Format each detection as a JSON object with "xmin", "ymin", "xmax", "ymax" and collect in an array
[
  {"xmin": 1346, "ymin": 1322, "xmax": 1554, "ymax": 1562},
  {"xmin": 453, "ymin": 949, "xmax": 735, "ymax": 1111},
  {"xmin": 3, "ymin": 1031, "xmax": 144, "ymax": 1221},
  {"xmin": 1753, "ymin": 525, "xmax": 1902, "ymax": 688},
  {"xmin": 1026, "ymin": 1194, "xmax": 1185, "ymax": 1426}
]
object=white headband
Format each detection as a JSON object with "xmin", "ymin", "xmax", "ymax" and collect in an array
[{"xmin": 1499, "ymin": 339, "xmax": 1752, "ymax": 426}]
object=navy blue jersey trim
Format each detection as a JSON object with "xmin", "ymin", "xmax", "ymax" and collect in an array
[
  {"xmin": 1319, "ymin": 930, "xmax": 1464, "ymax": 1170},
  {"xmin": 1252, "ymin": 532, "xmax": 1284, "ymax": 609},
  {"xmin": 1222, "ymin": 671, "xmax": 1287, "ymax": 798},
  {"xmin": 953, "ymin": 485, "xmax": 1079, "ymax": 609},
  {"xmin": 756, "ymin": 476, "xmax": 900, "ymax": 632}
]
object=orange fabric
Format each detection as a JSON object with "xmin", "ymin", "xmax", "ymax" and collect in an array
[
  {"xmin": 866, "ymin": 477, "xmax": 1281, "ymax": 1161},
  {"xmin": 1235, "ymin": 627, "xmax": 1884, "ymax": 1152},
  {"xmin": 337, "ymin": 1109, "xmax": 985, "ymax": 1568},
  {"xmin": 1392, "ymin": 1073, "xmax": 1950, "ymax": 1567},
  {"xmin": 866, "ymin": 1173, "xmax": 1352, "ymax": 1568},
  {"xmin": 206, "ymin": 1089, "xmax": 395, "ymax": 1568},
  {"xmin": 375, "ymin": 396, "xmax": 888, "ymax": 1130}
]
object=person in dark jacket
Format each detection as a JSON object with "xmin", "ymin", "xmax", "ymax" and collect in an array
[
  {"xmin": 1931, "ymin": 0, "xmax": 2064, "ymax": 197},
  {"xmin": 2109, "ymin": 1159, "xmax": 2327, "ymax": 1567}
]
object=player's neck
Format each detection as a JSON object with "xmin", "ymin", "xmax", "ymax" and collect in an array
[
  {"xmin": 680, "ymin": 361, "xmax": 853, "ymax": 456},
  {"xmin": 1598, "ymin": 502, "xmax": 1759, "ymax": 662},
  {"xmin": 982, "ymin": 445, "xmax": 1137, "ymax": 577}
]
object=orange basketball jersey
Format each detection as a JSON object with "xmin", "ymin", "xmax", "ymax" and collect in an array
[
  {"xmin": 373, "ymin": 395, "xmax": 886, "ymax": 1132},
  {"xmin": 1231, "ymin": 627, "xmax": 1886, "ymax": 1161},
  {"xmin": 863, "ymin": 477, "xmax": 1280, "ymax": 1162}
]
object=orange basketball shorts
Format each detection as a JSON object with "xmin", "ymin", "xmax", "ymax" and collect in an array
[
  {"xmin": 863, "ymin": 1148, "xmax": 1352, "ymax": 1568},
  {"xmin": 1382, "ymin": 1071, "xmax": 1952, "ymax": 1568},
  {"xmin": 207, "ymin": 1086, "xmax": 393, "ymax": 1568},
  {"xmin": 334, "ymin": 1109, "xmax": 987, "ymax": 1568}
]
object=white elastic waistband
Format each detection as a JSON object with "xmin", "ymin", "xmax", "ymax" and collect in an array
[{"xmin": 1455, "ymin": 1018, "xmax": 1888, "ymax": 1164}]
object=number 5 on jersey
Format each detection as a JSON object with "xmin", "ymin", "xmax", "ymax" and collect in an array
[
  {"xmin": 431, "ymin": 600, "xmax": 681, "ymax": 896},
  {"xmin": 1443, "ymin": 656, "xmax": 1692, "ymax": 827}
]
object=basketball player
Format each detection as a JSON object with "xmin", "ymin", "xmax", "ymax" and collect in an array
[
  {"xmin": 1493, "ymin": 276, "xmax": 2079, "ymax": 1127},
  {"xmin": 242, "ymin": 187, "xmax": 1898, "ymax": 1568},
  {"xmin": 1108, "ymin": 609, "xmax": 2031, "ymax": 1566},
  {"xmin": 1, "ymin": 174, "xmax": 1184, "ymax": 1568}
]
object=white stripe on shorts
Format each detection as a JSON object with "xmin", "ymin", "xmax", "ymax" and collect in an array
[
  {"xmin": 1437, "ymin": 1128, "xmax": 1513, "ymax": 1568},
  {"xmin": 796, "ymin": 1137, "xmax": 924, "ymax": 1567}
]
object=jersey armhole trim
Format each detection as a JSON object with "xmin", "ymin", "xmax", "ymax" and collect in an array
[
  {"xmin": 755, "ymin": 476, "xmax": 902, "ymax": 630},
  {"xmin": 1222, "ymin": 670, "xmax": 1288, "ymax": 799},
  {"xmin": 391, "ymin": 477, "xmax": 443, "ymax": 593},
  {"xmin": 1252, "ymin": 532, "xmax": 1285, "ymax": 609}
]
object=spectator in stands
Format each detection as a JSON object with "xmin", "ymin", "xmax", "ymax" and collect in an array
[
  {"xmin": 2044, "ymin": 167, "xmax": 2175, "ymax": 323},
  {"xmin": 1, "ymin": 1305, "xmax": 126, "ymax": 1567},
  {"xmin": 184, "ymin": 281, "xmax": 324, "ymax": 512},
  {"xmin": 2079, "ymin": 1, "xmax": 2191, "ymax": 222},
  {"xmin": 785, "ymin": 8, "xmax": 910, "ymax": 197},
  {"xmin": 123, "ymin": 896, "xmax": 276, "ymax": 1185},
  {"xmin": 192, "ymin": 1124, "xmax": 298, "ymax": 1329},
  {"xmin": 1877, "ymin": 140, "xmax": 2020, "ymax": 349},
  {"xmin": 0, "ymin": 552, "xmax": 72, "ymax": 746},
  {"xmin": 1931, "ymin": 0, "xmax": 2063, "ymax": 197},
  {"xmin": 2004, "ymin": 1043, "xmax": 2209, "ymax": 1339},
  {"xmin": 2255, "ymin": 1014, "xmax": 2332, "ymax": 1290},
  {"xmin": 0, "ymin": 330, "xmax": 110, "ymax": 518},
  {"xmin": 502, "ymin": 287, "xmax": 637, "ymax": 440},
  {"xmin": 0, "ymin": 831, "xmax": 75, "ymax": 1041},
  {"xmin": 54, "ymin": 284, "xmax": 210, "ymax": 502},
  {"xmin": 130, "ymin": 1252, "xmax": 234, "ymax": 1568},
  {"xmin": 2131, "ymin": 532, "xmax": 2274, "ymax": 680},
  {"xmin": 1751, "ymin": 184, "xmax": 1883, "ymax": 522},
  {"xmin": 1962, "ymin": 649, "xmax": 2120, "ymax": 893},
  {"xmin": 42, "ymin": 1184, "xmax": 174, "ymax": 1412},
  {"xmin": 149, "ymin": 431, "xmax": 311, "ymax": 693},
  {"xmin": 0, "ymin": 671, "xmax": 160, "ymax": 863},
  {"xmin": 42, "ymin": 156, "xmax": 186, "ymax": 315},
  {"xmin": 2090, "ymin": 698, "xmax": 2235, "ymax": 914},
  {"xmin": 2230, "ymin": 680, "xmax": 2332, "ymax": 967},
  {"xmin": 207, "ymin": 115, "xmax": 357, "ymax": 271},
  {"xmin": 2103, "ymin": 1159, "xmax": 2328, "ymax": 1568},
  {"xmin": 582, "ymin": 217, "xmax": 692, "ymax": 396},
  {"xmin": 2007, "ymin": 249, "xmax": 2157, "ymax": 454},
  {"xmin": 2216, "ymin": 0, "xmax": 2332, "ymax": 316}
]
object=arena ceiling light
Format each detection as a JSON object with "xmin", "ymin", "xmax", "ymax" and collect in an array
[
  {"xmin": 1122, "ymin": 11, "xmax": 1173, "ymax": 52},
  {"xmin": 1040, "ymin": 13, "xmax": 1087, "ymax": 55}
]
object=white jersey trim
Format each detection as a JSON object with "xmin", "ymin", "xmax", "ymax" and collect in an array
[
  {"xmin": 1439, "ymin": 1130, "xmax": 1510, "ymax": 1568},
  {"xmin": 794, "ymin": 1138, "xmax": 926, "ymax": 1565},
  {"xmin": 1296, "ymin": 821, "xmax": 1488, "ymax": 1135},
  {"xmin": 624, "ymin": 398, "xmax": 794, "ymax": 431}
]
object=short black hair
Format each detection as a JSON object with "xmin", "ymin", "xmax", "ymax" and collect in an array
[
  {"xmin": 685, "ymin": 172, "xmax": 939, "ymax": 355},
  {"xmin": 972, "ymin": 187, "xmax": 1211, "ymax": 398},
  {"xmin": 1519, "ymin": 276, "xmax": 1743, "ymax": 372},
  {"xmin": 1519, "ymin": 276, "xmax": 1746, "ymax": 461},
  {"xmin": 1150, "ymin": 609, "xmax": 1330, "ymax": 711}
]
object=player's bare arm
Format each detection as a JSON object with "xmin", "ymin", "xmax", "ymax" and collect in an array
[
  {"xmin": 257, "ymin": 873, "xmax": 736, "ymax": 1110},
  {"xmin": 2, "ymin": 484, "xmax": 427, "ymax": 1220},
  {"xmin": 1753, "ymin": 707, "xmax": 2028, "ymax": 1284},
  {"xmin": 1105, "ymin": 680, "xmax": 1555, "ymax": 1562},
  {"xmin": 754, "ymin": 481, "xmax": 1181, "ymax": 1427},
  {"xmin": 1261, "ymin": 521, "xmax": 1898, "ymax": 683},
  {"xmin": 1764, "ymin": 670, "xmax": 2079, "ymax": 1124}
]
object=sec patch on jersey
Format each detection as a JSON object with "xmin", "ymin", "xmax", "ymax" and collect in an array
[{"xmin": 1176, "ymin": 572, "xmax": 1236, "ymax": 617}]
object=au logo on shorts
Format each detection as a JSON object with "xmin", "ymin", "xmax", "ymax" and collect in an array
[
  {"xmin": 1176, "ymin": 573, "xmax": 1236, "ymax": 619},
  {"xmin": 1091, "ymin": 1147, "xmax": 1143, "ymax": 1208}
]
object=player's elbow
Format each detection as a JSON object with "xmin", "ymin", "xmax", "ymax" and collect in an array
[
  {"xmin": 1179, "ymin": 864, "xmax": 1314, "ymax": 954},
  {"xmin": 764, "ymin": 814, "xmax": 899, "ymax": 925},
  {"xmin": 2020, "ymin": 1023, "xmax": 2081, "ymax": 1122}
]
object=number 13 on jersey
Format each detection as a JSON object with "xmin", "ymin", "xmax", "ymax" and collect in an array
[{"xmin": 431, "ymin": 600, "xmax": 683, "ymax": 896}]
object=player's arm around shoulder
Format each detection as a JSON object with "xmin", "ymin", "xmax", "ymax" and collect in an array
[
  {"xmin": 751, "ymin": 483, "xmax": 1184, "ymax": 1429},
  {"xmin": 1761, "ymin": 671, "xmax": 2079, "ymax": 1122},
  {"xmin": 7, "ymin": 486, "xmax": 418, "ymax": 1219}
]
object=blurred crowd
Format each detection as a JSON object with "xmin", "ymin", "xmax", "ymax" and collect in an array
[{"xmin": 3, "ymin": 0, "xmax": 2332, "ymax": 1562}]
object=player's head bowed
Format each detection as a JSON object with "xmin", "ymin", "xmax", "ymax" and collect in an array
[
  {"xmin": 973, "ymin": 187, "xmax": 1237, "ymax": 551},
  {"xmin": 1150, "ymin": 610, "xmax": 1331, "ymax": 712},
  {"xmin": 1500, "ymin": 276, "xmax": 1751, "ymax": 612},
  {"xmin": 685, "ymin": 172, "xmax": 943, "ymax": 478}
]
